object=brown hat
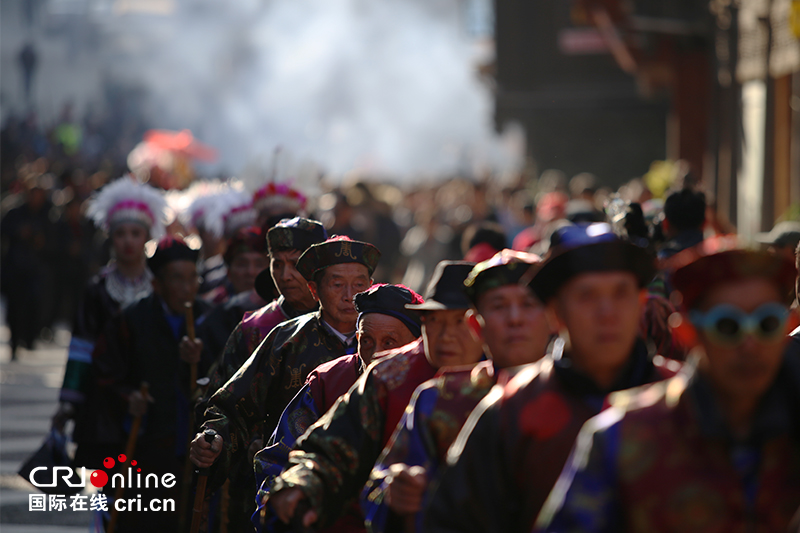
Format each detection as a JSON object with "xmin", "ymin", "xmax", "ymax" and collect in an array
[{"xmin": 669, "ymin": 237, "xmax": 797, "ymax": 310}]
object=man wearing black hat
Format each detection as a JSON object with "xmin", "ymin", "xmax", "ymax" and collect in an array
[
  {"xmin": 190, "ymin": 235, "xmax": 379, "ymax": 525},
  {"xmin": 93, "ymin": 235, "xmax": 212, "ymax": 532},
  {"xmin": 424, "ymin": 223, "xmax": 680, "ymax": 533},
  {"xmin": 265, "ymin": 261, "xmax": 484, "ymax": 531},
  {"xmin": 363, "ymin": 250, "xmax": 553, "ymax": 533},
  {"xmin": 252, "ymin": 283, "xmax": 424, "ymax": 532},
  {"xmin": 202, "ymin": 217, "xmax": 327, "ymax": 401}
]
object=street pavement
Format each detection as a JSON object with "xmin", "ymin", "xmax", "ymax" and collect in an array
[{"xmin": 1, "ymin": 326, "xmax": 90, "ymax": 532}]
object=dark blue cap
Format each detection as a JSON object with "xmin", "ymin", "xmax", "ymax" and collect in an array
[{"xmin": 529, "ymin": 223, "xmax": 655, "ymax": 303}]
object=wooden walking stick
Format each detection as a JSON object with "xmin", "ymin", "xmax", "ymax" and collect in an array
[
  {"xmin": 180, "ymin": 301, "xmax": 201, "ymax": 531},
  {"xmin": 184, "ymin": 302, "xmax": 198, "ymax": 395},
  {"xmin": 107, "ymin": 382, "xmax": 149, "ymax": 533},
  {"xmin": 189, "ymin": 429, "xmax": 218, "ymax": 533}
]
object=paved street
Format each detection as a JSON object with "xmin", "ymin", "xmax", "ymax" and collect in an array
[{"xmin": 0, "ymin": 326, "xmax": 90, "ymax": 532}]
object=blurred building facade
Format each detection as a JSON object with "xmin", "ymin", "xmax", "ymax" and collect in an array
[
  {"xmin": 492, "ymin": 0, "xmax": 670, "ymax": 188},
  {"xmin": 494, "ymin": 0, "xmax": 800, "ymax": 236}
]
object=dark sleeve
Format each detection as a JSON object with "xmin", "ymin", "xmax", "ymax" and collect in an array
[
  {"xmin": 269, "ymin": 367, "xmax": 388, "ymax": 527},
  {"xmin": 200, "ymin": 329, "xmax": 283, "ymax": 490},
  {"xmin": 362, "ymin": 384, "xmax": 438, "ymax": 533},
  {"xmin": 91, "ymin": 310, "xmax": 136, "ymax": 421},
  {"xmin": 423, "ymin": 386, "xmax": 519, "ymax": 533},
  {"xmin": 253, "ymin": 383, "xmax": 321, "ymax": 526}
]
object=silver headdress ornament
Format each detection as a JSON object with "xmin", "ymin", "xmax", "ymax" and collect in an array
[
  {"xmin": 87, "ymin": 176, "xmax": 167, "ymax": 239},
  {"xmin": 204, "ymin": 187, "xmax": 256, "ymax": 239}
]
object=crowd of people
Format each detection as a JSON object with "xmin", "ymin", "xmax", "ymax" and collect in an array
[{"xmin": 2, "ymin": 111, "xmax": 800, "ymax": 532}]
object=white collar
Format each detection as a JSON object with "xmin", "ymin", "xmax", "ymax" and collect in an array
[{"xmin": 321, "ymin": 318, "xmax": 356, "ymax": 345}]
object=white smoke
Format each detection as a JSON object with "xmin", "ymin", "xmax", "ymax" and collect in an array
[{"xmin": 102, "ymin": 0, "xmax": 517, "ymax": 179}]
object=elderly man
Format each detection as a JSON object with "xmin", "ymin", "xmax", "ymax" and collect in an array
[
  {"xmin": 253, "ymin": 283, "xmax": 424, "ymax": 532},
  {"xmin": 265, "ymin": 261, "xmax": 484, "ymax": 531},
  {"xmin": 424, "ymin": 223, "xmax": 680, "ymax": 533},
  {"xmin": 537, "ymin": 239, "xmax": 800, "ymax": 532},
  {"xmin": 190, "ymin": 235, "xmax": 379, "ymax": 527},
  {"xmin": 362, "ymin": 250, "xmax": 554, "ymax": 533},
  {"xmin": 95, "ymin": 235, "xmax": 212, "ymax": 532}
]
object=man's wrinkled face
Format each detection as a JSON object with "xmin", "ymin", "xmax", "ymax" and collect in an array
[
  {"xmin": 228, "ymin": 251, "xmax": 268, "ymax": 295},
  {"xmin": 696, "ymin": 277, "xmax": 788, "ymax": 404},
  {"xmin": 475, "ymin": 284, "xmax": 553, "ymax": 368},
  {"xmin": 422, "ymin": 309, "xmax": 483, "ymax": 369},
  {"xmin": 309, "ymin": 263, "xmax": 371, "ymax": 331},
  {"xmin": 357, "ymin": 313, "xmax": 417, "ymax": 365},
  {"xmin": 153, "ymin": 260, "xmax": 199, "ymax": 314},
  {"xmin": 270, "ymin": 249, "xmax": 316, "ymax": 308},
  {"xmin": 551, "ymin": 271, "xmax": 643, "ymax": 372}
]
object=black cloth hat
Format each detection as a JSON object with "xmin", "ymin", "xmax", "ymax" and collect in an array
[
  {"xmin": 147, "ymin": 235, "xmax": 199, "ymax": 275},
  {"xmin": 464, "ymin": 249, "xmax": 541, "ymax": 305},
  {"xmin": 406, "ymin": 261, "xmax": 475, "ymax": 311},
  {"xmin": 529, "ymin": 223, "xmax": 655, "ymax": 303},
  {"xmin": 354, "ymin": 284, "xmax": 425, "ymax": 338},
  {"xmin": 267, "ymin": 217, "xmax": 328, "ymax": 254},
  {"xmin": 296, "ymin": 236, "xmax": 381, "ymax": 281}
]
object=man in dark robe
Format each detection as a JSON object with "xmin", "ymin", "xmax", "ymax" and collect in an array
[
  {"xmin": 190, "ymin": 236, "xmax": 380, "ymax": 529},
  {"xmin": 94, "ymin": 235, "xmax": 212, "ymax": 531},
  {"xmin": 253, "ymin": 283, "xmax": 424, "ymax": 532}
]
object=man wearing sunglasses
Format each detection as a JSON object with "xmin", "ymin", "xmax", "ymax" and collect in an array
[{"xmin": 536, "ymin": 241, "xmax": 800, "ymax": 532}]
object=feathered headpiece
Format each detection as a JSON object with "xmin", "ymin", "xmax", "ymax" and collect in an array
[
  {"xmin": 87, "ymin": 177, "xmax": 167, "ymax": 239},
  {"xmin": 204, "ymin": 189, "xmax": 256, "ymax": 239},
  {"xmin": 252, "ymin": 182, "xmax": 307, "ymax": 219},
  {"xmin": 183, "ymin": 180, "xmax": 235, "ymax": 232}
]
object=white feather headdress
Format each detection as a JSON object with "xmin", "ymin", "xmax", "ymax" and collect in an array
[
  {"xmin": 203, "ymin": 188, "xmax": 256, "ymax": 239},
  {"xmin": 179, "ymin": 180, "xmax": 232, "ymax": 231},
  {"xmin": 87, "ymin": 176, "xmax": 167, "ymax": 239}
]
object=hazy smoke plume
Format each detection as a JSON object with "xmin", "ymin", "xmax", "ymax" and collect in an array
[{"xmin": 104, "ymin": 0, "xmax": 517, "ymax": 179}]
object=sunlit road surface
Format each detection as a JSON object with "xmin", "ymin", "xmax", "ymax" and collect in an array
[{"xmin": 0, "ymin": 326, "xmax": 91, "ymax": 532}]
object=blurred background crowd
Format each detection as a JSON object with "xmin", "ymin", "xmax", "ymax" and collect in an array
[{"xmin": 1, "ymin": 0, "xmax": 800, "ymax": 357}]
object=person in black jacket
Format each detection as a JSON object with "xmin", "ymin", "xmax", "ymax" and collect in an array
[{"xmin": 95, "ymin": 235, "xmax": 212, "ymax": 532}]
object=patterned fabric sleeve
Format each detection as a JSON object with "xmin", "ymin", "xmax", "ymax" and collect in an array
[
  {"xmin": 201, "ymin": 330, "xmax": 282, "ymax": 490},
  {"xmin": 536, "ymin": 410, "xmax": 623, "ymax": 533},
  {"xmin": 423, "ymin": 386, "xmax": 517, "ymax": 533},
  {"xmin": 361, "ymin": 383, "xmax": 438, "ymax": 533},
  {"xmin": 252, "ymin": 383, "xmax": 321, "ymax": 530},
  {"xmin": 269, "ymin": 368, "xmax": 388, "ymax": 527}
]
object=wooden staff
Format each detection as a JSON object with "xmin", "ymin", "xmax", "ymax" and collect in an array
[
  {"xmin": 180, "ymin": 301, "xmax": 201, "ymax": 531},
  {"xmin": 189, "ymin": 429, "xmax": 217, "ymax": 533},
  {"xmin": 184, "ymin": 302, "xmax": 198, "ymax": 395},
  {"xmin": 107, "ymin": 382, "xmax": 149, "ymax": 533},
  {"xmin": 220, "ymin": 480, "xmax": 230, "ymax": 533}
]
